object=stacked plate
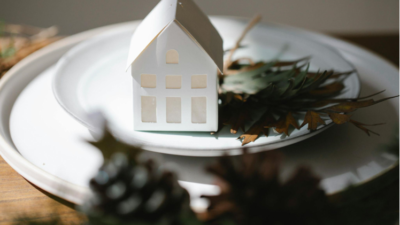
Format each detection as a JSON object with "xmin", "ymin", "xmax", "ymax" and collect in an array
[{"xmin": 0, "ymin": 17, "xmax": 398, "ymax": 210}]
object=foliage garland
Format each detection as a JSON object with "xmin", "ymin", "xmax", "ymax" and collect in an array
[{"xmin": 217, "ymin": 15, "xmax": 398, "ymax": 145}]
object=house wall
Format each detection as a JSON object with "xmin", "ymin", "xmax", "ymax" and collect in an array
[{"xmin": 131, "ymin": 21, "xmax": 218, "ymax": 131}]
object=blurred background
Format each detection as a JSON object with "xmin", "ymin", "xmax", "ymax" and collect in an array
[
  {"xmin": 1, "ymin": 0, "xmax": 398, "ymax": 35},
  {"xmin": 1, "ymin": 0, "xmax": 399, "ymax": 63},
  {"xmin": 0, "ymin": 1, "xmax": 398, "ymax": 223}
]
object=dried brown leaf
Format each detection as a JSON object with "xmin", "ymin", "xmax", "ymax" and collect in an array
[
  {"xmin": 327, "ymin": 99, "xmax": 375, "ymax": 112},
  {"xmin": 328, "ymin": 113, "xmax": 352, "ymax": 125},
  {"xmin": 326, "ymin": 96, "xmax": 399, "ymax": 113},
  {"xmin": 274, "ymin": 112, "xmax": 299, "ymax": 135},
  {"xmin": 300, "ymin": 111, "xmax": 326, "ymax": 130},
  {"xmin": 238, "ymin": 111, "xmax": 276, "ymax": 145}
]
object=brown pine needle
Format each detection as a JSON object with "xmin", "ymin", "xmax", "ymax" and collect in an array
[
  {"xmin": 350, "ymin": 120, "xmax": 385, "ymax": 136},
  {"xmin": 224, "ymin": 14, "xmax": 262, "ymax": 73}
]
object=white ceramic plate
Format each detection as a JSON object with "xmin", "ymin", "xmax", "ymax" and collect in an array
[
  {"xmin": 0, "ymin": 18, "xmax": 397, "ymax": 209},
  {"xmin": 52, "ymin": 17, "xmax": 360, "ymax": 156}
]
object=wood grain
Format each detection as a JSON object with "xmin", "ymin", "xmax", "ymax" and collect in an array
[
  {"xmin": 0, "ymin": 34, "xmax": 398, "ymax": 225},
  {"xmin": 0, "ymin": 156, "xmax": 86, "ymax": 224}
]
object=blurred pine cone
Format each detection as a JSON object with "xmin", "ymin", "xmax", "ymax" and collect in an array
[
  {"xmin": 82, "ymin": 153, "xmax": 191, "ymax": 225},
  {"xmin": 200, "ymin": 149, "xmax": 335, "ymax": 225}
]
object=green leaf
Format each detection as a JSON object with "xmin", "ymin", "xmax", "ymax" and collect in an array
[{"xmin": 89, "ymin": 127, "xmax": 141, "ymax": 161}]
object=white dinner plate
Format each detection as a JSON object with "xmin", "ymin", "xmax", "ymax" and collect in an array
[
  {"xmin": 52, "ymin": 17, "xmax": 360, "ymax": 156},
  {"xmin": 0, "ymin": 18, "xmax": 397, "ymax": 209}
]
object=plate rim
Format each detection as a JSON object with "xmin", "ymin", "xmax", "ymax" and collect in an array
[{"xmin": 51, "ymin": 17, "xmax": 361, "ymax": 156}]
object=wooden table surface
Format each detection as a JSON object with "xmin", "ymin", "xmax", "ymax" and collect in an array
[{"xmin": 0, "ymin": 34, "xmax": 398, "ymax": 224}]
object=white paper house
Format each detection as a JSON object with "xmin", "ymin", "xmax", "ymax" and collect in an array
[{"xmin": 126, "ymin": 0, "xmax": 223, "ymax": 132}]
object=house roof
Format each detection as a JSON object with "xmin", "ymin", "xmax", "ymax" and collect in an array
[{"xmin": 126, "ymin": 0, "xmax": 223, "ymax": 72}]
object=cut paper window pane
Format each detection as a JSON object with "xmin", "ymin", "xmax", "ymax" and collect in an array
[
  {"xmin": 166, "ymin": 97, "xmax": 181, "ymax": 123},
  {"xmin": 166, "ymin": 49, "xmax": 179, "ymax": 64},
  {"xmin": 166, "ymin": 75, "xmax": 182, "ymax": 89},
  {"xmin": 192, "ymin": 97, "xmax": 206, "ymax": 123},
  {"xmin": 141, "ymin": 96, "xmax": 157, "ymax": 123},
  {"xmin": 141, "ymin": 74, "xmax": 156, "ymax": 88},
  {"xmin": 191, "ymin": 75, "xmax": 207, "ymax": 89}
]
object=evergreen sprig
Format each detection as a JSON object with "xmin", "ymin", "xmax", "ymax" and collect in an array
[{"xmin": 217, "ymin": 16, "xmax": 398, "ymax": 145}]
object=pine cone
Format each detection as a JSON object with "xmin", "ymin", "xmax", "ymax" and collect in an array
[
  {"xmin": 82, "ymin": 153, "xmax": 191, "ymax": 225},
  {"xmin": 200, "ymin": 149, "xmax": 335, "ymax": 225}
]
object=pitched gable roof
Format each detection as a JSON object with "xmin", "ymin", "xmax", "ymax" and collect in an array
[{"xmin": 126, "ymin": 0, "xmax": 223, "ymax": 72}]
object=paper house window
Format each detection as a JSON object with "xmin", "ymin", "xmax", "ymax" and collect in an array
[
  {"xmin": 141, "ymin": 74, "xmax": 157, "ymax": 88},
  {"xmin": 192, "ymin": 97, "xmax": 206, "ymax": 123},
  {"xmin": 166, "ymin": 49, "xmax": 179, "ymax": 64},
  {"xmin": 191, "ymin": 75, "xmax": 207, "ymax": 89},
  {"xmin": 128, "ymin": 0, "xmax": 224, "ymax": 131},
  {"xmin": 166, "ymin": 75, "xmax": 182, "ymax": 89},
  {"xmin": 166, "ymin": 97, "xmax": 181, "ymax": 123},
  {"xmin": 141, "ymin": 96, "xmax": 157, "ymax": 123}
]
